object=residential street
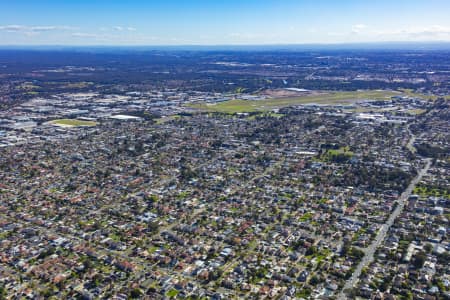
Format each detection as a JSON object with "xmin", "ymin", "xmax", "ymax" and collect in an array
[{"xmin": 338, "ymin": 157, "xmax": 432, "ymax": 299}]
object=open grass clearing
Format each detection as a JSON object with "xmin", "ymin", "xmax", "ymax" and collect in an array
[
  {"xmin": 154, "ymin": 115, "xmax": 181, "ymax": 124},
  {"xmin": 63, "ymin": 82, "xmax": 94, "ymax": 89},
  {"xmin": 399, "ymin": 88, "xmax": 450, "ymax": 101},
  {"xmin": 189, "ymin": 90, "xmax": 398, "ymax": 113},
  {"xmin": 406, "ymin": 109, "xmax": 427, "ymax": 115},
  {"xmin": 246, "ymin": 112, "xmax": 284, "ymax": 120},
  {"xmin": 49, "ymin": 119, "xmax": 97, "ymax": 127}
]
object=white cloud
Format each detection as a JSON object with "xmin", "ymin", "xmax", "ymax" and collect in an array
[
  {"xmin": 72, "ymin": 32, "xmax": 101, "ymax": 38},
  {"xmin": 406, "ymin": 25, "xmax": 450, "ymax": 37},
  {"xmin": 330, "ymin": 24, "xmax": 450, "ymax": 42},
  {"xmin": 30, "ymin": 26, "xmax": 59, "ymax": 32},
  {"xmin": 351, "ymin": 24, "xmax": 367, "ymax": 34},
  {"xmin": 371, "ymin": 25, "xmax": 450, "ymax": 40},
  {"xmin": 228, "ymin": 32, "xmax": 267, "ymax": 40},
  {"xmin": 72, "ymin": 31, "xmax": 138, "ymax": 42},
  {"xmin": 0, "ymin": 25, "xmax": 76, "ymax": 34},
  {"xmin": 113, "ymin": 26, "xmax": 137, "ymax": 32},
  {"xmin": 0, "ymin": 25, "xmax": 27, "ymax": 32}
]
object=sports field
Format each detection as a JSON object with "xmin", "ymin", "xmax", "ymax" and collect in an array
[{"xmin": 50, "ymin": 119, "xmax": 97, "ymax": 127}]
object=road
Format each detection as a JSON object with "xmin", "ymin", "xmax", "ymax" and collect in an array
[
  {"xmin": 405, "ymin": 127, "xmax": 416, "ymax": 154},
  {"xmin": 337, "ymin": 157, "xmax": 431, "ymax": 299}
]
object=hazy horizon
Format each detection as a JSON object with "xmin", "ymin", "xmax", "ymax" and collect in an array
[
  {"xmin": 1, "ymin": 41, "xmax": 450, "ymax": 52},
  {"xmin": 1, "ymin": 0, "xmax": 450, "ymax": 46}
]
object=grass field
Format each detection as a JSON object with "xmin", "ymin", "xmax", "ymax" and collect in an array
[
  {"xmin": 18, "ymin": 82, "xmax": 40, "ymax": 91},
  {"xmin": 406, "ymin": 109, "xmax": 427, "ymax": 115},
  {"xmin": 246, "ymin": 112, "xmax": 284, "ymax": 120},
  {"xmin": 320, "ymin": 146, "xmax": 354, "ymax": 162},
  {"xmin": 63, "ymin": 82, "xmax": 94, "ymax": 89},
  {"xmin": 166, "ymin": 289, "xmax": 179, "ymax": 298},
  {"xmin": 189, "ymin": 90, "xmax": 399, "ymax": 113},
  {"xmin": 399, "ymin": 88, "xmax": 450, "ymax": 101},
  {"xmin": 154, "ymin": 115, "xmax": 181, "ymax": 124},
  {"xmin": 50, "ymin": 119, "xmax": 97, "ymax": 127}
]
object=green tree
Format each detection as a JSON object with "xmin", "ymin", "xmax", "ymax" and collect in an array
[
  {"xmin": 413, "ymin": 251, "xmax": 427, "ymax": 269},
  {"xmin": 130, "ymin": 288, "xmax": 143, "ymax": 299},
  {"xmin": 306, "ymin": 246, "xmax": 317, "ymax": 256},
  {"xmin": 424, "ymin": 243, "xmax": 433, "ymax": 253},
  {"xmin": 0, "ymin": 285, "xmax": 6, "ymax": 300}
]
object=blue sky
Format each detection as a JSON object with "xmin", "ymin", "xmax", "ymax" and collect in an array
[{"xmin": 1, "ymin": 0, "xmax": 450, "ymax": 45}]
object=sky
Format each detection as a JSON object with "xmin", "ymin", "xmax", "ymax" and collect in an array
[{"xmin": 1, "ymin": 0, "xmax": 450, "ymax": 46}]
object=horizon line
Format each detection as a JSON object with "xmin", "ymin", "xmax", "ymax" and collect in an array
[{"xmin": 1, "ymin": 41, "xmax": 450, "ymax": 47}]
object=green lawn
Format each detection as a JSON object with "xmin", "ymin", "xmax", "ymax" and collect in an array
[
  {"xmin": 399, "ymin": 88, "xmax": 450, "ymax": 101},
  {"xmin": 63, "ymin": 82, "xmax": 93, "ymax": 89},
  {"xmin": 247, "ymin": 112, "xmax": 284, "ymax": 120},
  {"xmin": 189, "ymin": 90, "xmax": 398, "ymax": 113},
  {"xmin": 154, "ymin": 115, "xmax": 182, "ymax": 124},
  {"xmin": 50, "ymin": 119, "xmax": 97, "ymax": 127},
  {"xmin": 326, "ymin": 146, "xmax": 354, "ymax": 157},
  {"xmin": 313, "ymin": 249, "xmax": 332, "ymax": 263},
  {"xmin": 321, "ymin": 146, "xmax": 354, "ymax": 162},
  {"xmin": 406, "ymin": 109, "xmax": 427, "ymax": 115},
  {"xmin": 166, "ymin": 289, "xmax": 179, "ymax": 298},
  {"xmin": 18, "ymin": 82, "xmax": 40, "ymax": 90},
  {"xmin": 299, "ymin": 212, "xmax": 313, "ymax": 222},
  {"xmin": 413, "ymin": 185, "xmax": 450, "ymax": 198}
]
